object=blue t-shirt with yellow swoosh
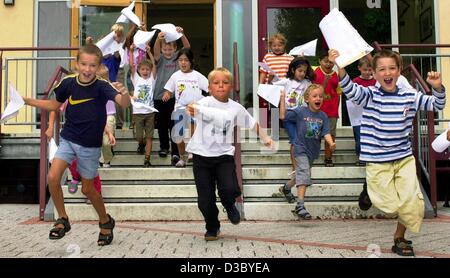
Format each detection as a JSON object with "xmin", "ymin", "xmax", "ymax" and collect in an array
[{"xmin": 55, "ymin": 74, "xmax": 118, "ymax": 147}]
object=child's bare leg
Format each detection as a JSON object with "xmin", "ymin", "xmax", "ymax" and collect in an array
[
  {"xmin": 394, "ymin": 222, "xmax": 407, "ymax": 240},
  {"xmin": 177, "ymin": 141, "xmax": 186, "ymax": 157},
  {"xmin": 81, "ymin": 178, "xmax": 109, "ymax": 235},
  {"xmin": 290, "ymin": 145, "xmax": 296, "ymax": 171},
  {"xmin": 145, "ymin": 137, "xmax": 153, "ymax": 156},
  {"xmin": 47, "ymin": 159, "xmax": 69, "ymax": 223},
  {"xmin": 297, "ymin": 185, "xmax": 307, "ymax": 200}
]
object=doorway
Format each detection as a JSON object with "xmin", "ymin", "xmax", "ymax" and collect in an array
[{"xmin": 147, "ymin": 3, "xmax": 214, "ymax": 77}]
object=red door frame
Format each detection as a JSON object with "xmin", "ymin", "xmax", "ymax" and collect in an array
[{"xmin": 258, "ymin": 0, "xmax": 330, "ymax": 61}]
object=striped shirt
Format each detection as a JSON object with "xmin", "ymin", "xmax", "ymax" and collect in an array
[
  {"xmin": 339, "ymin": 73, "xmax": 446, "ymax": 163},
  {"xmin": 260, "ymin": 53, "xmax": 294, "ymax": 83}
]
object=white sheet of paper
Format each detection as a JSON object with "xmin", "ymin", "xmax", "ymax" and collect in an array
[
  {"xmin": 432, "ymin": 128, "xmax": 450, "ymax": 153},
  {"xmin": 258, "ymin": 62, "xmax": 280, "ymax": 82},
  {"xmin": 346, "ymin": 100, "xmax": 363, "ymax": 126},
  {"xmin": 1, "ymin": 83, "xmax": 25, "ymax": 124},
  {"xmin": 116, "ymin": 1, "xmax": 135, "ymax": 23},
  {"xmin": 257, "ymin": 84, "xmax": 283, "ymax": 107},
  {"xmin": 192, "ymin": 104, "xmax": 232, "ymax": 130},
  {"xmin": 319, "ymin": 8, "xmax": 374, "ymax": 68},
  {"xmin": 133, "ymin": 30, "xmax": 156, "ymax": 51},
  {"xmin": 121, "ymin": 4, "xmax": 141, "ymax": 26},
  {"xmin": 130, "ymin": 99, "xmax": 159, "ymax": 113},
  {"xmin": 289, "ymin": 39, "xmax": 318, "ymax": 56},
  {"xmin": 96, "ymin": 32, "xmax": 121, "ymax": 56},
  {"xmin": 151, "ymin": 23, "xmax": 183, "ymax": 43},
  {"xmin": 48, "ymin": 138, "xmax": 58, "ymax": 163}
]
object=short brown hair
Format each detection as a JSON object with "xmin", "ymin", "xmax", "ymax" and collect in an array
[
  {"xmin": 77, "ymin": 44, "xmax": 103, "ymax": 64},
  {"xmin": 207, "ymin": 67, "xmax": 233, "ymax": 84},
  {"xmin": 269, "ymin": 33, "xmax": 287, "ymax": 47},
  {"xmin": 303, "ymin": 84, "xmax": 324, "ymax": 100},
  {"xmin": 138, "ymin": 59, "xmax": 153, "ymax": 71},
  {"xmin": 358, "ymin": 57, "xmax": 371, "ymax": 68},
  {"xmin": 371, "ymin": 49, "xmax": 402, "ymax": 70}
]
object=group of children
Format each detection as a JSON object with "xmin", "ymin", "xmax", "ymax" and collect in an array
[{"xmin": 22, "ymin": 24, "xmax": 447, "ymax": 256}]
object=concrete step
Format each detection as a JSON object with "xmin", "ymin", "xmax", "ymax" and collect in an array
[
  {"xmin": 59, "ymin": 201, "xmax": 382, "ymax": 221},
  {"xmin": 97, "ymin": 166, "xmax": 366, "ymax": 181},
  {"xmin": 109, "ymin": 153, "xmax": 359, "ymax": 166},
  {"xmin": 62, "ymin": 183, "xmax": 364, "ymax": 199},
  {"xmin": 112, "ymin": 139, "xmax": 356, "ymax": 152}
]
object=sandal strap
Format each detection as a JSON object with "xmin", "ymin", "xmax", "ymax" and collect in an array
[
  {"xmin": 54, "ymin": 217, "xmax": 70, "ymax": 228},
  {"xmin": 99, "ymin": 214, "xmax": 115, "ymax": 229}
]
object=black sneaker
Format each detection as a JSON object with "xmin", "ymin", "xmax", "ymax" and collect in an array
[
  {"xmin": 293, "ymin": 204, "xmax": 312, "ymax": 220},
  {"xmin": 224, "ymin": 204, "xmax": 241, "ymax": 225},
  {"xmin": 144, "ymin": 156, "xmax": 151, "ymax": 168},
  {"xmin": 137, "ymin": 143, "xmax": 145, "ymax": 154},
  {"xmin": 279, "ymin": 184, "xmax": 296, "ymax": 203},
  {"xmin": 158, "ymin": 149, "xmax": 168, "ymax": 158},
  {"xmin": 171, "ymin": 155, "xmax": 180, "ymax": 166},
  {"xmin": 204, "ymin": 229, "xmax": 220, "ymax": 241}
]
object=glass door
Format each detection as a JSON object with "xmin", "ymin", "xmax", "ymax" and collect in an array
[{"xmin": 258, "ymin": 0, "xmax": 329, "ymax": 62}]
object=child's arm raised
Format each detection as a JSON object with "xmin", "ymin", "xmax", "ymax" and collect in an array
[
  {"xmin": 129, "ymin": 44, "xmax": 136, "ymax": 76},
  {"xmin": 146, "ymin": 46, "xmax": 157, "ymax": 79},
  {"xmin": 176, "ymin": 26, "xmax": 191, "ymax": 49},
  {"xmin": 328, "ymin": 49, "xmax": 346, "ymax": 78},
  {"xmin": 153, "ymin": 32, "xmax": 164, "ymax": 63}
]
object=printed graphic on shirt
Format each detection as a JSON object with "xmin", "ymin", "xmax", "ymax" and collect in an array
[
  {"xmin": 68, "ymin": 95, "xmax": 94, "ymax": 105},
  {"xmin": 304, "ymin": 117, "xmax": 323, "ymax": 139},
  {"xmin": 287, "ymin": 90, "xmax": 303, "ymax": 108},
  {"xmin": 176, "ymin": 80, "xmax": 203, "ymax": 106},
  {"xmin": 135, "ymin": 83, "xmax": 153, "ymax": 106}
]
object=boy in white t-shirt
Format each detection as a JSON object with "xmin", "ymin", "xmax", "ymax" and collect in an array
[
  {"xmin": 131, "ymin": 52, "xmax": 157, "ymax": 167},
  {"xmin": 163, "ymin": 48, "xmax": 209, "ymax": 167},
  {"xmin": 186, "ymin": 67, "xmax": 273, "ymax": 241}
]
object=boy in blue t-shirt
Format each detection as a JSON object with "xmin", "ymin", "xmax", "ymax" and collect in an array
[
  {"xmin": 280, "ymin": 84, "xmax": 336, "ymax": 220},
  {"xmin": 24, "ymin": 44, "xmax": 130, "ymax": 246}
]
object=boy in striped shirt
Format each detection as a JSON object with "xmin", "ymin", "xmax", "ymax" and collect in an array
[{"xmin": 329, "ymin": 49, "xmax": 445, "ymax": 256}]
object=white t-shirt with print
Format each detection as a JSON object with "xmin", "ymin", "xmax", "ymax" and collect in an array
[
  {"xmin": 273, "ymin": 78, "xmax": 311, "ymax": 109},
  {"xmin": 186, "ymin": 96, "xmax": 257, "ymax": 157},
  {"xmin": 164, "ymin": 70, "xmax": 209, "ymax": 108},
  {"xmin": 132, "ymin": 74, "xmax": 156, "ymax": 114}
]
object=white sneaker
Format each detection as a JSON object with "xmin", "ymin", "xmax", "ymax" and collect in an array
[
  {"xmin": 175, "ymin": 159, "xmax": 186, "ymax": 168},
  {"xmin": 102, "ymin": 162, "xmax": 111, "ymax": 168}
]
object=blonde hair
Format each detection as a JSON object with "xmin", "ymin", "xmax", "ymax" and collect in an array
[
  {"xmin": 303, "ymin": 84, "xmax": 324, "ymax": 100},
  {"xmin": 372, "ymin": 49, "xmax": 402, "ymax": 71},
  {"xmin": 77, "ymin": 44, "xmax": 103, "ymax": 64},
  {"xmin": 268, "ymin": 33, "xmax": 287, "ymax": 48},
  {"xmin": 111, "ymin": 24, "xmax": 124, "ymax": 36},
  {"xmin": 138, "ymin": 59, "xmax": 153, "ymax": 71},
  {"xmin": 207, "ymin": 67, "xmax": 233, "ymax": 84}
]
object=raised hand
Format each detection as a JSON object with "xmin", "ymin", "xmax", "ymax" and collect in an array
[{"xmin": 426, "ymin": 71, "xmax": 443, "ymax": 91}]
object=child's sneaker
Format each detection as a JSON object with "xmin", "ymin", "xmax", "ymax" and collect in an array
[
  {"xmin": 102, "ymin": 162, "xmax": 111, "ymax": 168},
  {"xmin": 137, "ymin": 143, "xmax": 145, "ymax": 154},
  {"xmin": 171, "ymin": 155, "xmax": 180, "ymax": 166},
  {"xmin": 324, "ymin": 159, "xmax": 334, "ymax": 167},
  {"xmin": 144, "ymin": 155, "xmax": 151, "ymax": 168},
  {"xmin": 293, "ymin": 203, "xmax": 312, "ymax": 220},
  {"xmin": 158, "ymin": 149, "xmax": 168, "ymax": 157},
  {"xmin": 204, "ymin": 229, "xmax": 220, "ymax": 241},
  {"xmin": 279, "ymin": 183, "xmax": 296, "ymax": 203},
  {"xmin": 68, "ymin": 179, "xmax": 79, "ymax": 194},
  {"xmin": 224, "ymin": 204, "xmax": 241, "ymax": 225}
]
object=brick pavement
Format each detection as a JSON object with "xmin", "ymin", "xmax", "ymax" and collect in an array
[{"xmin": 1, "ymin": 204, "xmax": 450, "ymax": 258}]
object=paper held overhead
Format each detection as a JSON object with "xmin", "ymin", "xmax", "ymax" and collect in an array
[
  {"xmin": 96, "ymin": 32, "xmax": 122, "ymax": 56},
  {"xmin": 257, "ymin": 84, "xmax": 283, "ymax": 107},
  {"xmin": 151, "ymin": 24, "xmax": 183, "ymax": 43},
  {"xmin": 120, "ymin": 1, "xmax": 140, "ymax": 27},
  {"xmin": 289, "ymin": 39, "xmax": 318, "ymax": 56},
  {"xmin": 133, "ymin": 30, "xmax": 156, "ymax": 51},
  {"xmin": 1, "ymin": 83, "xmax": 25, "ymax": 124},
  {"xmin": 319, "ymin": 8, "xmax": 373, "ymax": 68}
]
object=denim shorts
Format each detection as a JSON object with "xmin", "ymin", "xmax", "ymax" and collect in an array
[
  {"xmin": 55, "ymin": 137, "xmax": 101, "ymax": 179},
  {"xmin": 294, "ymin": 155, "xmax": 314, "ymax": 186},
  {"xmin": 283, "ymin": 119, "xmax": 297, "ymax": 144}
]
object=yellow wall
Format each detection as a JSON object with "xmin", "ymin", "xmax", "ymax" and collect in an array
[
  {"xmin": 0, "ymin": 2, "xmax": 34, "ymax": 133},
  {"xmin": 437, "ymin": 0, "xmax": 450, "ymax": 120}
]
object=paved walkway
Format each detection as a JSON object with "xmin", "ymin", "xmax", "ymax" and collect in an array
[{"xmin": 1, "ymin": 204, "xmax": 450, "ymax": 258}]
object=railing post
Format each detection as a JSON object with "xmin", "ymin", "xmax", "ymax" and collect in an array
[{"xmin": 232, "ymin": 42, "xmax": 244, "ymax": 217}]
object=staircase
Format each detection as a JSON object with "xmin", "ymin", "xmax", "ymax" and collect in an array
[{"xmin": 59, "ymin": 128, "xmax": 382, "ymax": 221}]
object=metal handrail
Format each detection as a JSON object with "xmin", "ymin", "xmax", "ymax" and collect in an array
[
  {"xmin": 232, "ymin": 42, "xmax": 244, "ymax": 217},
  {"xmin": 38, "ymin": 65, "xmax": 70, "ymax": 220}
]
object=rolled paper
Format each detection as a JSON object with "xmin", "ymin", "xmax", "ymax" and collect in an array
[{"xmin": 432, "ymin": 128, "xmax": 450, "ymax": 153}]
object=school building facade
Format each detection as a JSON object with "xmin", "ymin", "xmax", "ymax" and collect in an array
[{"xmin": 1, "ymin": 0, "xmax": 449, "ymax": 204}]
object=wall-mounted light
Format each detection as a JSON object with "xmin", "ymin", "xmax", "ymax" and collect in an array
[{"xmin": 4, "ymin": 0, "xmax": 15, "ymax": 6}]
